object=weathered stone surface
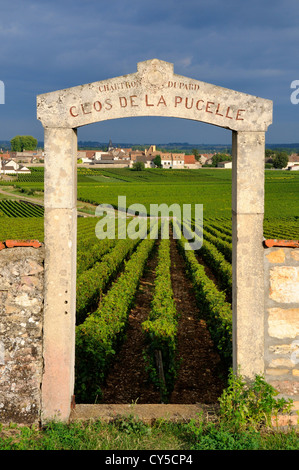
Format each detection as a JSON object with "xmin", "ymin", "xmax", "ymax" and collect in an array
[
  {"xmin": 232, "ymin": 132, "xmax": 265, "ymax": 214},
  {"xmin": 268, "ymin": 357, "xmax": 295, "ymax": 368},
  {"xmin": 266, "ymin": 368, "xmax": 290, "ymax": 376},
  {"xmin": 42, "ymin": 207, "xmax": 77, "ymax": 424},
  {"xmin": 0, "ymin": 246, "xmax": 44, "ymax": 425},
  {"xmin": 44, "ymin": 127, "xmax": 77, "ymax": 209},
  {"xmin": 271, "ymin": 414, "xmax": 299, "ymax": 427},
  {"xmin": 232, "ymin": 212, "xmax": 265, "ymax": 378},
  {"xmin": 291, "ymin": 250, "xmax": 299, "ymax": 261},
  {"xmin": 269, "ymin": 380, "xmax": 299, "ymax": 396},
  {"xmin": 70, "ymin": 404, "xmax": 217, "ymax": 425},
  {"xmin": 269, "ymin": 266, "xmax": 299, "ymax": 303},
  {"xmin": 266, "ymin": 248, "xmax": 286, "ymax": 264},
  {"xmin": 268, "ymin": 308, "xmax": 299, "ymax": 339},
  {"xmin": 269, "ymin": 342, "xmax": 299, "ymax": 356},
  {"xmin": 37, "ymin": 59, "xmax": 272, "ymax": 132}
]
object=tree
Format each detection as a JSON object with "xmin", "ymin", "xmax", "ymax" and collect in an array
[
  {"xmin": 272, "ymin": 151, "xmax": 289, "ymax": 169},
  {"xmin": 265, "ymin": 148, "xmax": 274, "ymax": 159},
  {"xmin": 192, "ymin": 149, "xmax": 200, "ymax": 161},
  {"xmin": 153, "ymin": 155, "xmax": 162, "ymax": 168},
  {"xmin": 211, "ymin": 153, "xmax": 232, "ymax": 167},
  {"xmin": 132, "ymin": 161, "xmax": 145, "ymax": 171},
  {"xmin": 10, "ymin": 135, "xmax": 37, "ymax": 152}
]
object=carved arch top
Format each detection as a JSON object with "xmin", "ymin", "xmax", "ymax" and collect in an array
[{"xmin": 37, "ymin": 59, "xmax": 272, "ymax": 132}]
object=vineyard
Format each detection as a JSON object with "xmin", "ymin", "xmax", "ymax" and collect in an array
[
  {"xmin": 0, "ymin": 199, "xmax": 44, "ymax": 218},
  {"xmin": 0, "ymin": 167, "xmax": 298, "ymax": 405},
  {"xmin": 73, "ymin": 216, "xmax": 233, "ymax": 404}
]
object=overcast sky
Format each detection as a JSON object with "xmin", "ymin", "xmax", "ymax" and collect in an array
[{"xmin": 1, "ymin": 0, "xmax": 298, "ymax": 145}]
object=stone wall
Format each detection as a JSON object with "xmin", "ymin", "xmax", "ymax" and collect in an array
[
  {"xmin": 0, "ymin": 241, "xmax": 44, "ymax": 425},
  {"xmin": 264, "ymin": 241, "xmax": 299, "ymax": 412}
]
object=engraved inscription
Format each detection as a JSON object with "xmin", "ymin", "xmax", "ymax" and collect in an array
[
  {"xmin": 99, "ymin": 80, "xmax": 141, "ymax": 93},
  {"xmin": 69, "ymin": 93, "xmax": 246, "ymax": 121},
  {"xmin": 168, "ymin": 81, "xmax": 200, "ymax": 91},
  {"xmin": 97, "ymin": 79, "xmax": 199, "ymax": 93}
]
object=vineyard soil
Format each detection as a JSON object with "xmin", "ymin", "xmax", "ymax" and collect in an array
[{"xmin": 98, "ymin": 236, "xmax": 227, "ymax": 405}]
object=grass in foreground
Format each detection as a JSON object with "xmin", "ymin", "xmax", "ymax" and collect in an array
[
  {"xmin": 1, "ymin": 416, "xmax": 299, "ymax": 451},
  {"xmin": 1, "ymin": 371, "xmax": 298, "ymax": 451}
]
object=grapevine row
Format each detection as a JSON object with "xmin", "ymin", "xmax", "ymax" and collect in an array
[
  {"xmin": 202, "ymin": 228, "xmax": 232, "ymax": 263},
  {"xmin": 76, "ymin": 236, "xmax": 142, "ymax": 325},
  {"xmin": 182, "ymin": 220, "xmax": 232, "ymax": 297},
  {"xmin": 0, "ymin": 199, "xmax": 44, "ymax": 218},
  {"xmin": 198, "ymin": 238, "xmax": 232, "ymax": 297},
  {"xmin": 207, "ymin": 221, "xmax": 232, "ymax": 237},
  {"xmin": 174, "ymin": 221, "xmax": 232, "ymax": 365},
  {"xmin": 75, "ymin": 224, "xmax": 159, "ymax": 403},
  {"xmin": 76, "ymin": 218, "xmax": 128, "ymax": 276},
  {"xmin": 76, "ymin": 238, "xmax": 117, "ymax": 276},
  {"xmin": 204, "ymin": 223, "xmax": 232, "ymax": 243},
  {"xmin": 142, "ymin": 234, "xmax": 178, "ymax": 401}
]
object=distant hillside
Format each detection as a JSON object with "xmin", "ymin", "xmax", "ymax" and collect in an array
[{"xmin": 1, "ymin": 140, "xmax": 299, "ymax": 154}]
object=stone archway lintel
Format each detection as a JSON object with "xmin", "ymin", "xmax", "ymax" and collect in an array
[{"xmin": 37, "ymin": 59, "xmax": 272, "ymax": 132}]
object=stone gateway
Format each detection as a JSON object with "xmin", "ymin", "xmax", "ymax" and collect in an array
[{"xmin": 37, "ymin": 59, "xmax": 273, "ymax": 423}]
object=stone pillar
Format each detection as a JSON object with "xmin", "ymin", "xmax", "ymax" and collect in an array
[
  {"xmin": 232, "ymin": 131, "xmax": 265, "ymax": 379},
  {"xmin": 42, "ymin": 127, "xmax": 77, "ymax": 423}
]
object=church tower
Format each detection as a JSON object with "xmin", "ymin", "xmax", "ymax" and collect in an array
[{"xmin": 107, "ymin": 139, "xmax": 114, "ymax": 151}]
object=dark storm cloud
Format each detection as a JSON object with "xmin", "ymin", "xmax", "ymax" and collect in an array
[{"xmin": 0, "ymin": 0, "xmax": 298, "ymax": 143}]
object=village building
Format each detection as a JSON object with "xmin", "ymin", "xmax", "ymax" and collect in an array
[
  {"xmin": 184, "ymin": 154, "xmax": 201, "ymax": 169},
  {"xmin": 75, "ymin": 144, "xmax": 234, "ymax": 170},
  {"xmin": 171, "ymin": 153, "xmax": 185, "ymax": 168},
  {"xmin": 201, "ymin": 153, "xmax": 215, "ymax": 165},
  {"xmin": 287, "ymin": 153, "xmax": 299, "ymax": 170},
  {"xmin": 132, "ymin": 154, "xmax": 155, "ymax": 168},
  {"xmin": 10, "ymin": 150, "xmax": 44, "ymax": 163},
  {"xmin": 145, "ymin": 144, "xmax": 160, "ymax": 158},
  {"xmin": 77, "ymin": 150, "xmax": 95, "ymax": 161},
  {"xmin": 0, "ymin": 158, "xmax": 31, "ymax": 174},
  {"xmin": 0, "ymin": 153, "xmax": 11, "ymax": 162},
  {"xmin": 93, "ymin": 151, "xmax": 112, "ymax": 161},
  {"xmin": 160, "ymin": 153, "xmax": 172, "ymax": 168},
  {"xmin": 217, "ymin": 160, "xmax": 232, "ymax": 169}
]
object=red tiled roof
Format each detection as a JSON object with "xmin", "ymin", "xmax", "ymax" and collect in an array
[
  {"xmin": 288, "ymin": 154, "xmax": 299, "ymax": 162},
  {"xmin": 0, "ymin": 153, "xmax": 10, "ymax": 159},
  {"xmin": 184, "ymin": 155, "xmax": 196, "ymax": 164}
]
